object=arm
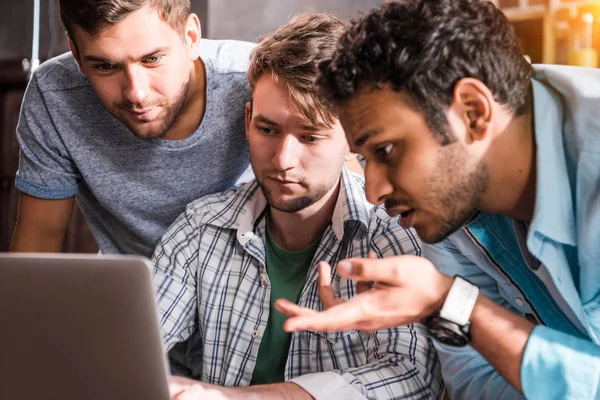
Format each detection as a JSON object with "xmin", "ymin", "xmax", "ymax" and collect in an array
[
  {"xmin": 12, "ymin": 73, "xmax": 80, "ymax": 251},
  {"xmin": 423, "ymin": 240, "xmax": 525, "ymax": 399},
  {"xmin": 444, "ymin": 275, "xmax": 600, "ymax": 400},
  {"xmin": 169, "ymin": 376, "xmax": 312, "ymax": 400},
  {"xmin": 287, "ymin": 223, "xmax": 441, "ymax": 400},
  {"xmin": 152, "ymin": 209, "xmax": 200, "ymax": 351},
  {"xmin": 292, "ymin": 324, "xmax": 443, "ymax": 400},
  {"xmin": 430, "ymin": 237, "xmax": 600, "ymax": 399},
  {"xmin": 169, "ymin": 323, "xmax": 439, "ymax": 400},
  {"xmin": 426, "ymin": 239, "xmax": 600, "ymax": 399},
  {"xmin": 278, "ymin": 245, "xmax": 600, "ymax": 400},
  {"xmin": 10, "ymin": 193, "xmax": 74, "ymax": 252}
]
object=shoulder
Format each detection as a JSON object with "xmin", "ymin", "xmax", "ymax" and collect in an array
[
  {"xmin": 31, "ymin": 52, "xmax": 90, "ymax": 92},
  {"xmin": 533, "ymin": 64, "xmax": 600, "ymax": 151},
  {"xmin": 181, "ymin": 181, "xmax": 255, "ymax": 228},
  {"xmin": 199, "ymin": 38, "xmax": 255, "ymax": 75}
]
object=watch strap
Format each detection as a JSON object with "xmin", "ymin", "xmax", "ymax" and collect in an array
[{"xmin": 439, "ymin": 276, "xmax": 479, "ymax": 326}]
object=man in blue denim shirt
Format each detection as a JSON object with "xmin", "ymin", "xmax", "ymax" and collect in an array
[{"xmin": 277, "ymin": 1, "xmax": 600, "ymax": 399}]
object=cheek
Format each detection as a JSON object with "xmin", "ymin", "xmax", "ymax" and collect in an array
[
  {"xmin": 151, "ymin": 57, "xmax": 189, "ymax": 94},
  {"xmin": 149, "ymin": 70, "xmax": 181, "ymax": 97},
  {"xmin": 306, "ymin": 146, "xmax": 343, "ymax": 174},
  {"xmin": 393, "ymin": 148, "xmax": 438, "ymax": 196},
  {"xmin": 247, "ymin": 135, "xmax": 272, "ymax": 163},
  {"xmin": 88, "ymin": 77, "xmax": 122, "ymax": 106}
]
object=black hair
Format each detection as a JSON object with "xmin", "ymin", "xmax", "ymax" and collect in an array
[{"xmin": 317, "ymin": 0, "xmax": 533, "ymax": 144}]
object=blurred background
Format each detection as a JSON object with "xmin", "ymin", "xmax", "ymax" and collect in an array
[{"xmin": 0, "ymin": 0, "xmax": 599, "ymax": 253}]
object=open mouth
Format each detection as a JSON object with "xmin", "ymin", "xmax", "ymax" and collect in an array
[{"xmin": 399, "ymin": 209, "xmax": 414, "ymax": 229}]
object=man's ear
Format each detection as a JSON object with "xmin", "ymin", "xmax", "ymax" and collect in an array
[
  {"xmin": 344, "ymin": 153, "xmax": 364, "ymax": 176},
  {"xmin": 245, "ymin": 101, "xmax": 252, "ymax": 141},
  {"xmin": 450, "ymin": 78, "xmax": 494, "ymax": 144},
  {"xmin": 344, "ymin": 151, "xmax": 357, "ymax": 162},
  {"xmin": 67, "ymin": 35, "xmax": 84, "ymax": 74},
  {"xmin": 185, "ymin": 13, "xmax": 202, "ymax": 60}
]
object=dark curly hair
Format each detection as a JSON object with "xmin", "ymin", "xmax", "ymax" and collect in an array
[{"xmin": 317, "ymin": 0, "xmax": 533, "ymax": 145}]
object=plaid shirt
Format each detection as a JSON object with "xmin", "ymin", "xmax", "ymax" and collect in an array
[{"xmin": 153, "ymin": 168, "xmax": 443, "ymax": 399}]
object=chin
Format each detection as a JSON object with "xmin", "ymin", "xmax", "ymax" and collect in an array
[
  {"xmin": 127, "ymin": 122, "xmax": 167, "ymax": 139},
  {"xmin": 418, "ymin": 223, "xmax": 464, "ymax": 244}
]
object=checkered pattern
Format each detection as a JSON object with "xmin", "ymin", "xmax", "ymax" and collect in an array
[{"xmin": 153, "ymin": 168, "xmax": 443, "ymax": 399}]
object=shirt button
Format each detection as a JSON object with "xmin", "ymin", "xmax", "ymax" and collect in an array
[
  {"xmin": 251, "ymin": 330, "xmax": 259, "ymax": 339},
  {"xmin": 260, "ymin": 273, "xmax": 267, "ymax": 282},
  {"xmin": 515, "ymin": 298, "xmax": 525, "ymax": 306}
]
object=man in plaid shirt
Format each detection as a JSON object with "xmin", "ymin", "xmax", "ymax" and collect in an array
[{"xmin": 153, "ymin": 12, "xmax": 443, "ymax": 400}]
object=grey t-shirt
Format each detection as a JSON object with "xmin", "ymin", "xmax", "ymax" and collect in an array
[{"xmin": 15, "ymin": 39, "xmax": 255, "ymax": 257}]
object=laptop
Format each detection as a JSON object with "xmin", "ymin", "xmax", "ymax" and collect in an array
[{"xmin": 0, "ymin": 253, "xmax": 170, "ymax": 400}]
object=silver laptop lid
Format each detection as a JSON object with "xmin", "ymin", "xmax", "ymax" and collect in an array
[{"xmin": 0, "ymin": 253, "xmax": 170, "ymax": 400}]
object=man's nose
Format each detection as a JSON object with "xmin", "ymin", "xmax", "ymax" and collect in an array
[
  {"xmin": 364, "ymin": 162, "xmax": 394, "ymax": 205},
  {"xmin": 122, "ymin": 66, "xmax": 149, "ymax": 105},
  {"xmin": 272, "ymin": 134, "xmax": 300, "ymax": 171}
]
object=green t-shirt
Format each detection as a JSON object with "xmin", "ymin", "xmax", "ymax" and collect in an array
[{"xmin": 251, "ymin": 226, "xmax": 320, "ymax": 384}]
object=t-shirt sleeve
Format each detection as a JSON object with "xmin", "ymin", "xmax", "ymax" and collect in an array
[{"xmin": 15, "ymin": 73, "xmax": 80, "ymax": 199}]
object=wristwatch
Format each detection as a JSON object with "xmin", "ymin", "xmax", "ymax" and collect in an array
[{"xmin": 421, "ymin": 276, "xmax": 480, "ymax": 347}]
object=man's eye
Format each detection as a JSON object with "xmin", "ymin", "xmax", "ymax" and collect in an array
[
  {"xmin": 260, "ymin": 127, "xmax": 273, "ymax": 135},
  {"xmin": 144, "ymin": 56, "xmax": 163, "ymax": 65},
  {"xmin": 93, "ymin": 63, "xmax": 114, "ymax": 73},
  {"xmin": 375, "ymin": 144, "xmax": 394, "ymax": 159},
  {"xmin": 303, "ymin": 135, "xmax": 321, "ymax": 143}
]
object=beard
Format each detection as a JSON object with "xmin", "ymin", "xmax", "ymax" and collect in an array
[
  {"xmin": 109, "ymin": 76, "xmax": 190, "ymax": 139},
  {"xmin": 255, "ymin": 171, "xmax": 341, "ymax": 214},
  {"xmin": 386, "ymin": 143, "xmax": 488, "ymax": 244},
  {"xmin": 421, "ymin": 144, "xmax": 488, "ymax": 243}
]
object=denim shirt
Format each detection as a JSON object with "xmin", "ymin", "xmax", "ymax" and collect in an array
[{"xmin": 423, "ymin": 65, "xmax": 600, "ymax": 400}]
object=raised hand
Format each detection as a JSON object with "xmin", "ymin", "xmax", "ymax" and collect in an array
[{"xmin": 275, "ymin": 255, "xmax": 453, "ymax": 332}]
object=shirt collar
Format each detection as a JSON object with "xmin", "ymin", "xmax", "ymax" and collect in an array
[
  {"xmin": 203, "ymin": 166, "xmax": 371, "ymax": 244},
  {"xmin": 528, "ymin": 78, "xmax": 576, "ymax": 247}
]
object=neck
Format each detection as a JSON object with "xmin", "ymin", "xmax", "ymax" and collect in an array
[
  {"xmin": 162, "ymin": 57, "xmax": 206, "ymax": 140},
  {"xmin": 268, "ymin": 180, "xmax": 341, "ymax": 252},
  {"xmin": 480, "ymin": 103, "xmax": 537, "ymax": 222}
]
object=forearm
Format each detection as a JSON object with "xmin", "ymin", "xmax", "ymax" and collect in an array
[
  {"xmin": 469, "ymin": 294, "xmax": 535, "ymax": 393},
  {"xmin": 10, "ymin": 224, "xmax": 65, "ymax": 252},
  {"xmin": 224, "ymin": 382, "xmax": 313, "ymax": 400},
  {"xmin": 10, "ymin": 194, "xmax": 74, "ymax": 252}
]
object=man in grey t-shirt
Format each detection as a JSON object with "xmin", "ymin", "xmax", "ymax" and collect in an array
[{"xmin": 11, "ymin": 0, "xmax": 254, "ymax": 257}]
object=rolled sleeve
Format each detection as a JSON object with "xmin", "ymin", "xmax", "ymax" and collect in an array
[
  {"xmin": 291, "ymin": 371, "xmax": 365, "ymax": 400},
  {"xmin": 521, "ymin": 325, "xmax": 600, "ymax": 400},
  {"xmin": 291, "ymin": 325, "xmax": 443, "ymax": 400}
]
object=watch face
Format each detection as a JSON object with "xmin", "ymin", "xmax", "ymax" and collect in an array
[{"xmin": 428, "ymin": 326, "xmax": 468, "ymax": 347}]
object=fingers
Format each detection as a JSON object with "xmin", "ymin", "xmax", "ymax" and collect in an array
[
  {"xmin": 282, "ymin": 293, "xmax": 368, "ymax": 332},
  {"xmin": 274, "ymin": 298, "xmax": 316, "ymax": 317},
  {"xmin": 356, "ymin": 251, "xmax": 378, "ymax": 293},
  {"xmin": 356, "ymin": 281, "xmax": 372, "ymax": 294},
  {"xmin": 318, "ymin": 261, "xmax": 344, "ymax": 309},
  {"xmin": 168, "ymin": 376, "xmax": 195, "ymax": 398},
  {"xmin": 337, "ymin": 256, "xmax": 406, "ymax": 285}
]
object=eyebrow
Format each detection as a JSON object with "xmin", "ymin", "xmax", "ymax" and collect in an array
[
  {"xmin": 353, "ymin": 129, "xmax": 384, "ymax": 148},
  {"xmin": 252, "ymin": 114, "xmax": 279, "ymax": 127},
  {"xmin": 299, "ymin": 123, "xmax": 327, "ymax": 132},
  {"xmin": 253, "ymin": 114, "xmax": 329, "ymax": 134},
  {"xmin": 83, "ymin": 46, "xmax": 170, "ymax": 63}
]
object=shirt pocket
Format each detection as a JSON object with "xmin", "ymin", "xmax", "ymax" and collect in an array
[{"xmin": 304, "ymin": 330, "xmax": 368, "ymax": 371}]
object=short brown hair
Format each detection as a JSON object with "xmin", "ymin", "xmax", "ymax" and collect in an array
[
  {"xmin": 248, "ymin": 12, "xmax": 346, "ymax": 128},
  {"xmin": 59, "ymin": 0, "xmax": 191, "ymax": 44}
]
